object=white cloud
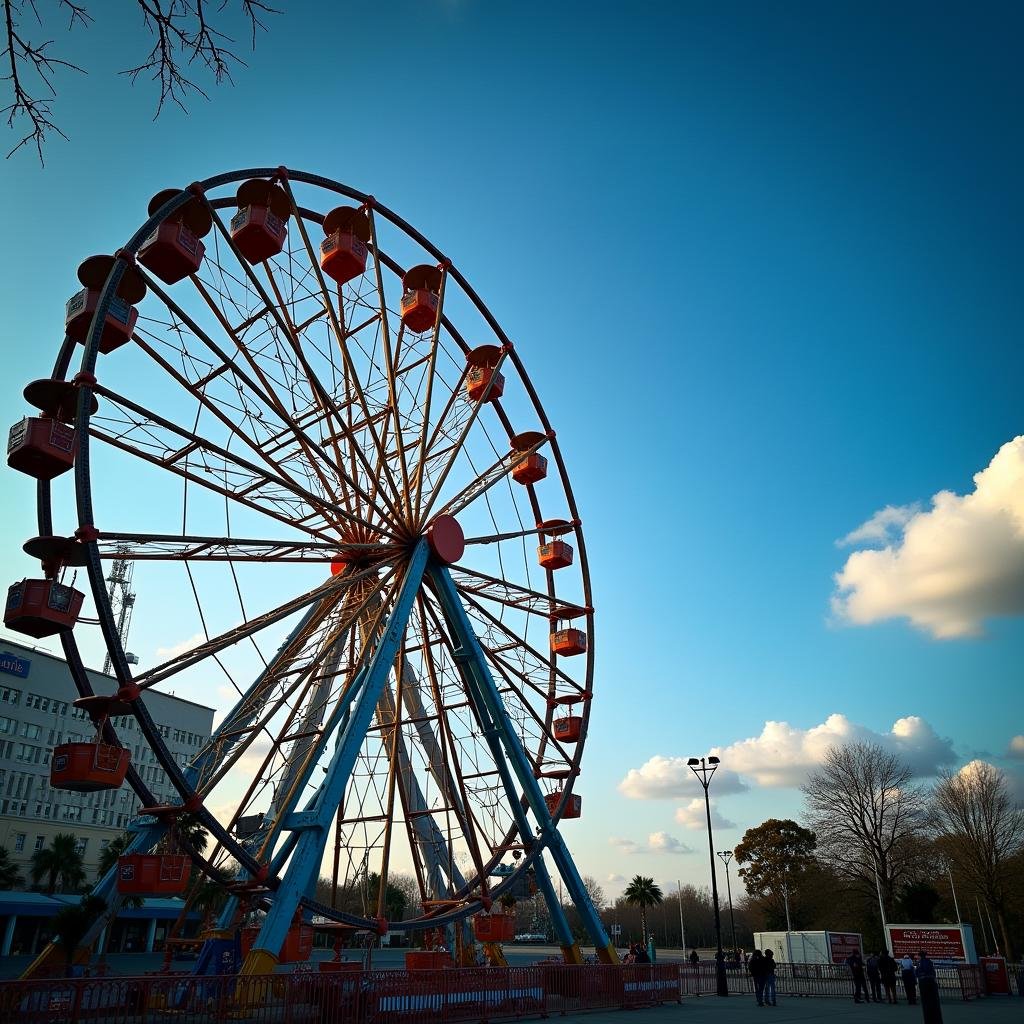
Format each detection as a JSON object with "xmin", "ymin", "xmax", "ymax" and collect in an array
[
  {"xmin": 832, "ymin": 436, "xmax": 1024, "ymax": 638},
  {"xmin": 674, "ymin": 798, "xmax": 736, "ymax": 830},
  {"xmin": 618, "ymin": 756, "xmax": 748, "ymax": 800},
  {"xmin": 838, "ymin": 504, "xmax": 920, "ymax": 547},
  {"xmin": 1008, "ymin": 736, "xmax": 1024, "ymax": 760},
  {"xmin": 648, "ymin": 831, "xmax": 694, "ymax": 854},
  {"xmin": 607, "ymin": 873, "xmax": 625, "ymax": 884},
  {"xmin": 609, "ymin": 833, "xmax": 694, "ymax": 855},
  {"xmin": 155, "ymin": 631, "xmax": 206, "ymax": 661},
  {"xmin": 710, "ymin": 713, "xmax": 955, "ymax": 787},
  {"xmin": 609, "ymin": 837, "xmax": 641, "ymax": 855}
]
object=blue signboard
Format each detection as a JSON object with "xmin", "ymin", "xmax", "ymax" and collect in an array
[{"xmin": 0, "ymin": 652, "xmax": 30, "ymax": 678}]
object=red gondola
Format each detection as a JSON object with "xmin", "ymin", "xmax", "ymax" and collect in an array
[
  {"xmin": 400, "ymin": 265, "xmax": 442, "ymax": 333},
  {"xmin": 544, "ymin": 791, "xmax": 582, "ymax": 819},
  {"xmin": 240, "ymin": 920, "xmax": 314, "ymax": 963},
  {"xmin": 473, "ymin": 914, "xmax": 516, "ymax": 942},
  {"xmin": 538, "ymin": 541, "xmax": 573, "ymax": 570},
  {"xmin": 510, "ymin": 432, "xmax": 548, "ymax": 485},
  {"xmin": 231, "ymin": 179, "xmax": 291, "ymax": 264},
  {"xmin": 320, "ymin": 206, "xmax": 371, "ymax": 285},
  {"xmin": 117, "ymin": 853, "xmax": 191, "ymax": 895},
  {"xmin": 138, "ymin": 189, "xmax": 213, "ymax": 284},
  {"xmin": 4, "ymin": 579, "xmax": 84, "ymax": 638},
  {"xmin": 51, "ymin": 741, "xmax": 130, "ymax": 792},
  {"xmin": 553, "ymin": 715, "xmax": 583, "ymax": 743},
  {"xmin": 7, "ymin": 379, "xmax": 98, "ymax": 481},
  {"xmin": 551, "ymin": 628, "xmax": 587, "ymax": 657},
  {"xmin": 65, "ymin": 255, "xmax": 146, "ymax": 354}
]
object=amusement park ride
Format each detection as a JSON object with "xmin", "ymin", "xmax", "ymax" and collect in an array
[{"xmin": 5, "ymin": 168, "xmax": 615, "ymax": 978}]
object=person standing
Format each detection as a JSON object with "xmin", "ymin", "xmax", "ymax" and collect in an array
[
  {"xmin": 689, "ymin": 949, "xmax": 700, "ymax": 967},
  {"xmin": 866, "ymin": 952, "xmax": 882, "ymax": 1003},
  {"xmin": 846, "ymin": 950, "xmax": 869, "ymax": 1003},
  {"xmin": 878, "ymin": 951, "xmax": 899, "ymax": 1004},
  {"xmin": 916, "ymin": 950, "xmax": 941, "ymax": 1018},
  {"xmin": 900, "ymin": 954, "xmax": 918, "ymax": 1004},
  {"xmin": 763, "ymin": 949, "xmax": 778, "ymax": 1006},
  {"xmin": 749, "ymin": 949, "xmax": 767, "ymax": 1006}
]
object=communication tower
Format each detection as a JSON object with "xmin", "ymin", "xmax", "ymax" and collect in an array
[{"xmin": 101, "ymin": 546, "xmax": 138, "ymax": 674}]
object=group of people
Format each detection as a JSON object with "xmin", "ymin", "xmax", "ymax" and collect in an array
[
  {"xmin": 622, "ymin": 942, "xmax": 652, "ymax": 964},
  {"xmin": 747, "ymin": 949, "xmax": 779, "ymax": 1006},
  {"xmin": 845, "ymin": 949, "xmax": 937, "ymax": 1005}
]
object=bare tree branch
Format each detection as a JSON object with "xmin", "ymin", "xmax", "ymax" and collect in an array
[
  {"xmin": 802, "ymin": 741, "xmax": 926, "ymax": 915},
  {"xmin": 3, "ymin": 0, "xmax": 279, "ymax": 164}
]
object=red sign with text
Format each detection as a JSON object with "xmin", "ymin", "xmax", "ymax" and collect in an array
[
  {"xmin": 828, "ymin": 932, "xmax": 862, "ymax": 963},
  {"xmin": 887, "ymin": 927, "xmax": 967, "ymax": 963}
]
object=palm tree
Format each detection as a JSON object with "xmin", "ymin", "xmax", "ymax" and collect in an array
[
  {"xmin": 97, "ymin": 833, "xmax": 133, "ymax": 879},
  {"xmin": 31, "ymin": 833, "xmax": 86, "ymax": 894},
  {"xmin": 0, "ymin": 846, "xmax": 24, "ymax": 889},
  {"xmin": 623, "ymin": 875, "xmax": 663, "ymax": 946}
]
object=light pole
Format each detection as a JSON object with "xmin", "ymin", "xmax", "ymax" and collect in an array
[
  {"xmin": 717, "ymin": 850, "xmax": 738, "ymax": 955},
  {"xmin": 781, "ymin": 863, "xmax": 793, "ymax": 962},
  {"xmin": 688, "ymin": 755, "xmax": 728, "ymax": 997},
  {"xmin": 677, "ymin": 879, "xmax": 686, "ymax": 952},
  {"xmin": 945, "ymin": 859, "xmax": 962, "ymax": 924}
]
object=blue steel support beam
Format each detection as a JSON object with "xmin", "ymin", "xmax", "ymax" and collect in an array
[
  {"xmin": 240, "ymin": 542, "xmax": 429, "ymax": 974},
  {"xmin": 448, "ymin": 657, "xmax": 576, "ymax": 952},
  {"xmin": 427, "ymin": 564, "xmax": 617, "ymax": 964}
]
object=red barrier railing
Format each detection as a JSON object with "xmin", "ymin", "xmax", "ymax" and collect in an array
[
  {"xmin": 0, "ymin": 964, "xmax": 680, "ymax": 1024},
  {"xmin": 0, "ymin": 960, "xmax": 988, "ymax": 1023}
]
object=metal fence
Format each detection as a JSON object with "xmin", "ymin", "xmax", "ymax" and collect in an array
[
  {"xmin": 0, "ymin": 960, "xmax": 999, "ymax": 1024},
  {"xmin": 0, "ymin": 964, "xmax": 682, "ymax": 1024},
  {"xmin": 678, "ymin": 961, "xmax": 987, "ymax": 1001}
]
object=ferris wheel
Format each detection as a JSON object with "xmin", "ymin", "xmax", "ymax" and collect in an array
[{"xmin": 5, "ymin": 167, "xmax": 616, "ymax": 974}]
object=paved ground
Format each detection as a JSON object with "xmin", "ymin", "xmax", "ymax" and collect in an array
[{"xmin": 554, "ymin": 997, "xmax": 1019, "ymax": 1024}]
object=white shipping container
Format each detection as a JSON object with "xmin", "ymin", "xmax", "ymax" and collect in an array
[{"xmin": 753, "ymin": 930, "xmax": 863, "ymax": 964}]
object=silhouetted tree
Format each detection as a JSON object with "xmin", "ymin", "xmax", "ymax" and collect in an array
[
  {"xmin": 623, "ymin": 875, "xmax": 662, "ymax": 946},
  {"xmin": 2, "ymin": 0, "xmax": 279, "ymax": 162}
]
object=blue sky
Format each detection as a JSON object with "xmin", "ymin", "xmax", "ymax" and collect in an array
[{"xmin": 2, "ymin": 2, "xmax": 1022, "ymax": 899}]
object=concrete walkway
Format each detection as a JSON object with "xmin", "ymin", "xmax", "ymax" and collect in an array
[{"xmin": 563, "ymin": 997, "xmax": 1021, "ymax": 1024}]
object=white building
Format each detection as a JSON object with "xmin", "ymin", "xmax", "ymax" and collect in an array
[{"xmin": 0, "ymin": 638, "xmax": 214, "ymax": 885}]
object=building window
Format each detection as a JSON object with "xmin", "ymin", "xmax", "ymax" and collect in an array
[
  {"xmin": 15, "ymin": 743, "xmax": 41, "ymax": 763},
  {"xmin": 0, "ymin": 687, "xmax": 20, "ymax": 705},
  {"xmin": 74, "ymin": 838, "xmax": 88, "ymax": 855},
  {"xmin": 21, "ymin": 723, "xmax": 41, "ymax": 740},
  {"xmin": 34, "ymin": 835, "xmax": 45, "ymax": 852},
  {"xmin": 14, "ymin": 833, "xmax": 26, "ymax": 852},
  {"xmin": 0, "ymin": 717, "xmax": 13, "ymax": 734}
]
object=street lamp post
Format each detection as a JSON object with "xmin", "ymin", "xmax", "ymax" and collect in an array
[
  {"xmin": 688, "ymin": 755, "xmax": 728, "ymax": 997},
  {"xmin": 717, "ymin": 850, "xmax": 738, "ymax": 955}
]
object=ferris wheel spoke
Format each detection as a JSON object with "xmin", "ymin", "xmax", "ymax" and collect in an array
[
  {"xmin": 93, "ymin": 532, "xmax": 398, "ymax": 563},
  {"xmin": 259, "ymin": 259, "xmax": 366, "ymax": 522},
  {"xmin": 454, "ymin": 586, "xmax": 585, "ymax": 695},
  {"xmin": 464, "ymin": 522, "xmax": 579, "ymax": 546},
  {"xmin": 410, "ymin": 364, "xmax": 472, "ymax": 530},
  {"xmin": 134, "ymin": 558, "xmax": 394, "ymax": 690},
  {"xmin": 90, "ymin": 383, "xmax": 402, "ymax": 542},
  {"xmin": 187, "ymin": 269, "xmax": 376, "ymax": 515},
  {"xmin": 451, "ymin": 566, "xmax": 588, "ymax": 618},
  {"xmin": 434, "ymin": 431, "xmax": 551, "ymax": 520},
  {"xmin": 138, "ymin": 270, "xmax": 352, "ymax": 501},
  {"xmin": 277, "ymin": 180, "xmax": 406, "ymax": 514},
  {"xmin": 140, "ymin": 270, "xmax": 366, "ymax": 511},
  {"xmin": 417, "ymin": 348, "xmax": 511, "ymax": 528},
  {"xmin": 130, "ymin": 331, "xmax": 347, "ymax": 517},
  {"xmin": 255, "ymin": 253, "xmax": 410, "ymax": 530},
  {"xmin": 366, "ymin": 208, "xmax": 415, "ymax": 517},
  {"xmin": 403, "ymin": 261, "xmax": 450, "ymax": 520}
]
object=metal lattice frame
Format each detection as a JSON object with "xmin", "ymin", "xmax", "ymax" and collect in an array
[{"xmin": 23, "ymin": 168, "xmax": 614, "ymax": 975}]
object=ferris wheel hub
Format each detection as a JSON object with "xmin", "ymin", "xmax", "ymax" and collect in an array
[{"xmin": 426, "ymin": 514, "xmax": 464, "ymax": 565}]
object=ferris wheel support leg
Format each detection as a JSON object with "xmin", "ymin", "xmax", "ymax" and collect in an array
[
  {"xmin": 238, "ymin": 542, "xmax": 429, "ymax": 976},
  {"xmin": 428, "ymin": 564, "xmax": 618, "ymax": 965}
]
